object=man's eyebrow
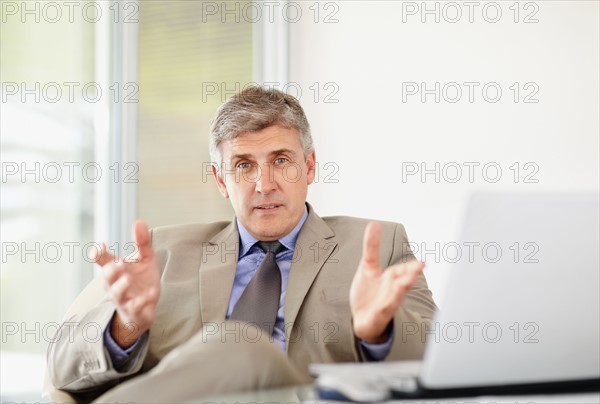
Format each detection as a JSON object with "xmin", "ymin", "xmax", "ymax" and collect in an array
[
  {"xmin": 230, "ymin": 153, "xmax": 253, "ymax": 162},
  {"xmin": 230, "ymin": 149, "xmax": 297, "ymax": 162},
  {"xmin": 268, "ymin": 148, "xmax": 297, "ymax": 157}
]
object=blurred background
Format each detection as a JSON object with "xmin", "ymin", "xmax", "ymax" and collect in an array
[{"xmin": 1, "ymin": 0, "xmax": 598, "ymax": 400}]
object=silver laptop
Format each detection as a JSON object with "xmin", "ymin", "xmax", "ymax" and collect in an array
[{"xmin": 312, "ymin": 192, "xmax": 600, "ymax": 400}]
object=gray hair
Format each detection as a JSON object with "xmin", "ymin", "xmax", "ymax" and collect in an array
[{"xmin": 209, "ymin": 86, "xmax": 313, "ymax": 170}]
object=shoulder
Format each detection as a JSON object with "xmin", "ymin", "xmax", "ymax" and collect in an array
[
  {"xmin": 321, "ymin": 214, "xmax": 403, "ymax": 234},
  {"xmin": 150, "ymin": 221, "xmax": 233, "ymax": 249},
  {"xmin": 311, "ymin": 213, "xmax": 413, "ymax": 269},
  {"xmin": 316, "ymin": 214, "xmax": 408, "ymax": 254}
]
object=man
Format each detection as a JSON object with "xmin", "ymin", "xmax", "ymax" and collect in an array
[{"xmin": 47, "ymin": 86, "xmax": 436, "ymax": 403}]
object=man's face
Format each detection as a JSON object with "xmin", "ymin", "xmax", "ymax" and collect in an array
[{"xmin": 212, "ymin": 125, "xmax": 316, "ymax": 241}]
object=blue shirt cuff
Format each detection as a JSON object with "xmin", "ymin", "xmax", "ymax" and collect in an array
[
  {"xmin": 103, "ymin": 322, "xmax": 142, "ymax": 367},
  {"xmin": 358, "ymin": 328, "xmax": 394, "ymax": 362}
]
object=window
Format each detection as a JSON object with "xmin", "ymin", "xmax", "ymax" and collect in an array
[
  {"xmin": 137, "ymin": 0, "xmax": 255, "ymax": 227},
  {"xmin": 1, "ymin": 2, "xmax": 96, "ymax": 399}
]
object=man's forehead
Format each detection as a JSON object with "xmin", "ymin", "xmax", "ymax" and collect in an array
[{"xmin": 222, "ymin": 127, "xmax": 302, "ymax": 158}]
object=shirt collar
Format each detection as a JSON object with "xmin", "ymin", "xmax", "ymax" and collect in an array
[{"xmin": 237, "ymin": 205, "xmax": 309, "ymax": 258}]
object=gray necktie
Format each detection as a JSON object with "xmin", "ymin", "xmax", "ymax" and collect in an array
[{"xmin": 230, "ymin": 241, "xmax": 285, "ymax": 330}]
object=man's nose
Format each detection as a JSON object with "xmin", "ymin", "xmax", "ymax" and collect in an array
[{"xmin": 255, "ymin": 164, "xmax": 277, "ymax": 194}]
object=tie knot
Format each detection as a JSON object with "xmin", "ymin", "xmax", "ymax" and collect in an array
[{"xmin": 257, "ymin": 241, "xmax": 285, "ymax": 255}]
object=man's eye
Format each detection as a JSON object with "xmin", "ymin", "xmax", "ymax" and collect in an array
[
  {"xmin": 274, "ymin": 158, "xmax": 289, "ymax": 165},
  {"xmin": 237, "ymin": 162, "xmax": 251, "ymax": 170}
]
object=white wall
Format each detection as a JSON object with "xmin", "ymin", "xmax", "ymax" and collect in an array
[{"xmin": 289, "ymin": 1, "xmax": 599, "ymax": 298}]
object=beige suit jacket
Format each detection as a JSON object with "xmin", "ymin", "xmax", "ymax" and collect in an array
[{"xmin": 47, "ymin": 204, "xmax": 436, "ymax": 399}]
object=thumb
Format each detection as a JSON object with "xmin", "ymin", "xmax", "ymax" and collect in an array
[
  {"xmin": 132, "ymin": 220, "xmax": 153, "ymax": 260},
  {"xmin": 361, "ymin": 221, "xmax": 381, "ymax": 272},
  {"xmin": 94, "ymin": 243, "xmax": 115, "ymax": 267}
]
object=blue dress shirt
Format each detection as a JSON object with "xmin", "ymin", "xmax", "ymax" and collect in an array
[{"xmin": 105, "ymin": 206, "xmax": 393, "ymax": 365}]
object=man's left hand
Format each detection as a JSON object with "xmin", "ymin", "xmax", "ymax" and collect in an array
[{"xmin": 350, "ymin": 221, "xmax": 424, "ymax": 344}]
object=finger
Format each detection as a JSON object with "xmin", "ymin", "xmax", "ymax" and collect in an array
[
  {"xmin": 126, "ymin": 293, "xmax": 157, "ymax": 327},
  {"xmin": 103, "ymin": 261, "xmax": 125, "ymax": 286},
  {"xmin": 128, "ymin": 293, "xmax": 149, "ymax": 315},
  {"xmin": 405, "ymin": 260, "xmax": 425, "ymax": 282},
  {"xmin": 146, "ymin": 286, "xmax": 160, "ymax": 303},
  {"xmin": 94, "ymin": 243, "xmax": 116, "ymax": 267},
  {"xmin": 132, "ymin": 220, "xmax": 154, "ymax": 260},
  {"xmin": 394, "ymin": 270, "xmax": 419, "ymax": 290},
  {"xmin": 375, "ymin": 278, "xmax": 406, "ymax": 317},
  {"xmin": 391, "ymin": 276, "xmax": 417, "ymax": 304},
  {"xmin": 391, "ymin": 263, "xmax": 424, "ymax": 294},
  {"xmin": 109, "ymin": 273, "xmax": 132, "ymax": 305},
  {"xmin": 389, "ymin": 260, "xmax": 425, "ymax": 279},
  {"xmin": 380, "ymin": 261, "xmax": 422, "ymax": 295},
  {"xmin": 361, "ymin": 221, "xmax": 381, "ymax": 270}
]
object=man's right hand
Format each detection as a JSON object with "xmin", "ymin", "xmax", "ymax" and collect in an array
[{"xmin": 93, "ymin": 220, "xmax": 161, "ymax": 349}]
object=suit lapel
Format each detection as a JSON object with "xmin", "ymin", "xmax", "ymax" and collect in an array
[
  {"xmin": 284, "ymin": 205, "xmax": 337, "ymax": 342},
  {"xmin": 199, "ymin": 220, "xmax": 239, "ymax": 323}
]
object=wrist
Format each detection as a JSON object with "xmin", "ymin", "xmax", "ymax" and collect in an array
[
  {"xmin": 357, "ymin": 321, "xmax": 393, "ymax": 345},
  {"xmin": 111, "ymin": 313, "xmax": 146, "ymax": 349}
]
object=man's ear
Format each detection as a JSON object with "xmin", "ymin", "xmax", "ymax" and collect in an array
[
  {"xmin": 306, "ymin": 150, "xmax": 316, "ymax": 185},
  {"xmin": 212, "ymin": 163, "xmax": 229, "ymax": 198}
]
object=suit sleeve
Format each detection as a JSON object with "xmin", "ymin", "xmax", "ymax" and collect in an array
[
  {"xmin": 386, "ymin": 223, "xmax": 437, "ymax": 361},
  {"xmin": 46, "ymin": 229, "xmax": 156, "ymax": 400},
  {"xmin": 46, "ymin": 300, "xmax": 150, "ymax": 401},
  {"xmin": 354, "ymin": 223, "xmax": 437, "ymax": 362}
]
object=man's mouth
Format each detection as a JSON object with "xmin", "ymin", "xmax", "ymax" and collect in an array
[{"xmin": 254, "ymin": 204, "xmax": 283, "ymax": 210}]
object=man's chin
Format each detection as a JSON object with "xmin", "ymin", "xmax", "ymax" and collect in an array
[{"xmin": 248, "ymin": 219, "xmax": 288, "ymax": 241}]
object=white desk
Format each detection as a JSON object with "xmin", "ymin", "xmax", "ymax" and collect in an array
[{"xmin": 198, "ymin": 384, "xmax": 600, "ymax": 404}]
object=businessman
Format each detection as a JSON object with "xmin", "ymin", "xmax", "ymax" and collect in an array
[{"xmin": 47, "ymin": 86, "xmax": 436, "ymax": 402}]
